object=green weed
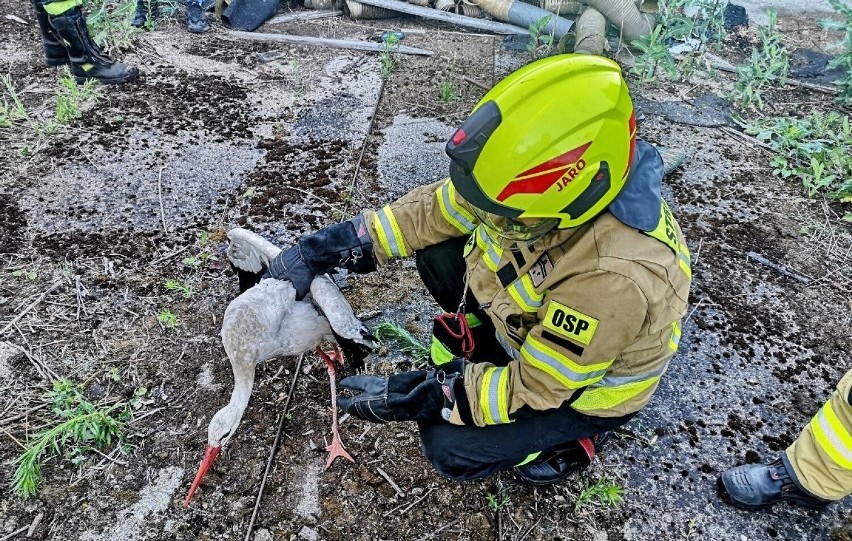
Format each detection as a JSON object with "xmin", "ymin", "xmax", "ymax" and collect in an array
[
  {"xmin": 575, "ymin": 476, "xmax": 624, "ymax": 511},
  {"xmin": 380, "ymin": 34, "xmax": 399, "ymax": 80},
  {"xmin": 11, "ymin": 270, "xmax": 38, "ymax": 281},
  {"xmin": 82, "ymin": 0, "xmax": 139, "ymax": 54},
  {"xmin": 527, "ymin": 16, "xmax": 555, "ymax": 60},
  {"xmin": 165, "ymin": 279, "xmax": 193, "ymax": 298},
  {"xmin": 13, "ymin": 379, "xmax": 132, "ymax": 498},
  {"xmin": 438, "ymin": 79, "xmax": 459, "ymax": 102},
  {"xmin": 56, "ymin": 69, "xmax": 101, "ymax": 124},
  {"xmin": 0, "ymin": 74, "xmax": 29, "ymax": 128},
  {"xmin": 745, "ymin": 111, "xmax": 852, "ymax": 200},
  {"xmin": 485, "ymin": 492, "xmax": 510, "ymax": 511},
  {"xmin": 157, "ymin": 309, "xmax": 180, "ymax": 328},
  {"xmin": 821, "ymin": 0, "xmax": 852, "ymax": 106},
  {"xmin": 374, "ymin": 321, "xmax": 430, "ymax": 363},
  {"xmin": 631, "ymin": 0, "xmax": 726, "ymax": 85},
  {"xmin": 730, "ymin": 10, "xmax": 789, "ymax": 111}
]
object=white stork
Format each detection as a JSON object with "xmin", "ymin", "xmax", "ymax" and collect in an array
[{"xmin": 183, "ymin": 228, "xmax": 376, "ymax": 506}]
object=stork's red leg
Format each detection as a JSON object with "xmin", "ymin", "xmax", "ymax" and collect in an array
[{"xmin": 316, "ymin": 346, "xmax": 354, "ymax": 469}]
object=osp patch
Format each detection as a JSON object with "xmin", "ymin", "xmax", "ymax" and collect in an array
[{"xmin": 543, "ymin": 302, "xmax": 598, "ymax": 346}]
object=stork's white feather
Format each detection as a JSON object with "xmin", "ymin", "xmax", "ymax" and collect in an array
[
  {"xmin": 227, "ymin": 228, "xmax": 281, "ymax": 274},
  {"xmin": 221, "ymin": 279, "xmax": 332, "ymax": 365}
]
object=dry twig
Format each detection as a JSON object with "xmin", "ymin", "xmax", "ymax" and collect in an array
[{"xmin": 1, "ymin": 281, "xmax": 63, "ymax": 337}]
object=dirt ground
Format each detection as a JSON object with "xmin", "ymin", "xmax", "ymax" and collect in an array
[{"xmin": 1, "ymin": 1, "xmax": 851, "ymax": 540}]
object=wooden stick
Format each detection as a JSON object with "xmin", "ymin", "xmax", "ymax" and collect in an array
[
  {"xmin": 244, "ymin": 353, "xmax": 304, "ymax": 541},
  {"xmin": 0, "ymin": 526, "xmax": 28, "ymax": 541},
  {"xmin": 350, "ymin": 0, "xmax": 530, "ymax": 35},
  {"xmin": 157, "ymin": 167, "xmax": 168, "ymax": 234},
  {"xmin": 0, "ymin": 281, "xmax": 63, "ymax": 337},
  {"xmin": 228, "ymin": 30, "xmax": 434, "ymax": 56},
  {"xmin": 376, "ymin": 466, "xmax": 404, "ymax": 497},
  {"xmin": 267, "ymin": 9, "xmax": 341, "ymax": 25},
  {"xmin": 150, "ymin": 246, "xmax": 188, "ymax": 266},
  {"xmin": 462, "ymin": 75, "xmax": 491, "ymax": 91},
  {"xmin": 0, "ymin": 403, "xmax": 50, "ymax": 426},
  {"xmin": 415, "ymin": 519, "xmax": 460, "ymax": 541},
  {"xmin": 719, "ymin": 126, "xmax": 775, "ymax": 153},
  {"xmin": 345, "ymin": 78, "xmax": 386, "ymax": 216}
]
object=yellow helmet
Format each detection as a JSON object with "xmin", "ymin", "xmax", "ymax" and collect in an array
[{"xmin": 446, "ymin": 54, "xmax": 636, "ymax": 234}]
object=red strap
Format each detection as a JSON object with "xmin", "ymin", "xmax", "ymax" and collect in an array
[{"xmin": 435, "ymin": 312, "xmax": 476, "ymax": 358}]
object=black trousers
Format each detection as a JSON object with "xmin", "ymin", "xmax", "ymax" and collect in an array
[{"xmin": 414, "ymin": 237, "xmax": 635, "ymax": 480}]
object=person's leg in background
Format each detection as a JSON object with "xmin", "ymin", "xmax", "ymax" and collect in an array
[
  {"xmin": 186, "ymin": 0, "xmax": 210, "ymax": 33},
  {"xmin": 31, "ymin": 0, "xmax": 139, "ymax": 84}
]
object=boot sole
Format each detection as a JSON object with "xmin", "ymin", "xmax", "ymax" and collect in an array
[{"xmin": 73, "ymin": 72, "xmax": 140, "ymax": 85}]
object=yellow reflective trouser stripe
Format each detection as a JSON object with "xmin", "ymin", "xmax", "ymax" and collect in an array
[
  {"xmin": 812, "ymin": 402, "xmax": 852, "ymax": 470},
  {"xmin": 475, "ymin": 226, "xmax": 502, "ymax": 271},
  {"xmin": 668, "ymin": 321, "xmax": 682, "ymax": 351},
  {"xmin": 480, "ymin": 366, "xmax": 510, "ymax": 425},
  {"xmin": 374, "ymin": 206, "xmax": 408, "ymax": 259},
  {"xmin": 437, "ymin": 180, "xmax": 476, "ymax": 234},
  {"xmin": 507, "ymin": 274, "xmax": 543, "ymax": 313},
  {"xmin": 520, "ymin": 335, "xmax": 610, "ymax": 389},
  {"xmin": 44, "ymin": 0, "xmax": 81, "ymax": 15}
]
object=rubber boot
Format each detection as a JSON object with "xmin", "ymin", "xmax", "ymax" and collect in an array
[
  {"xmin": 132, "ymin": 0, "xmax": 158, "ymax": 28},
  {"xmin": 718, "ymin": 455, "xmax": 832, "ymax": 510},
  {"xmin": 186, "ymin": 1, "xmax": 210, "ymax": 33},
  {"xmin": 48, "ymin": 7, "xmax": 139, "ymax": 84},
  {"xmin": 514, "ymin": 431, "xmax": 612, "ymax": 486},
  {"xmin": 30, "ymin": 0, "xmax": 70, "ymax": 66}
]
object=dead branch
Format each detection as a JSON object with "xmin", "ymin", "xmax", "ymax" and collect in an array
[
  {"xmin": 267, "ymin": 9, "xmax": 341, "ymax": 25},
  {"xmin": 747, "ymin": 251, "xmax": 812, "ymax": 284},
  {"xmin": 157, "ymin": 167, "xmax": 168, "ymax": 234},
  {"xmin": 415, "ymin": 519, "xmax": 460, "ymax": 541},
  {"xmin": 376, "ymin": 466, "xmax": 404, "ymax": 497},
  {"xmin": 228, "ymin": 31, "xmax": 434, "ymax": 56},
  {"xmin": 244, "ymin": 353, "xmax": 305, "ymax": 541},
  {"xmin": 462, "ymin": 76, "xmax": 491, "ymax": 91},
  {"xmin": 1, "ymin": 281, "xmax": 63, "ymax": 337},
  {"xmin": 345, "ymin": 78, "xmax": 386, "ymax": 216}
]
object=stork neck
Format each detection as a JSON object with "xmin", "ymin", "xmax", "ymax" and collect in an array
[{"xmin": 228, "ymin": 362, "xmax": 256, "ymax": 416}]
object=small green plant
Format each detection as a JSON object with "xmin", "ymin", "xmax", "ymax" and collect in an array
[
  {"xmin": 82, "ymin": 0, "xmax": 139, "ymax": 54},
  {"xmin": 108, "ymin": 367, "xmax": 121, "ymax": 382},
  {"xmin": 745, "ymin": 111, "xmax": 852, "ymax": 200},
  {"xmin": 374, "ymin": 321, "xmax": 430, "ymax": 363},
  {"xmin": 438, "ymin": 79, "xmax": 459, "ymax": 102},
  {"xmin": 165, "ymin": 279, "xmax": 193, "ymax": 298},
  {"xmin": 13, "ymin": 378, "xmax": 132, "ymax": 498},
  {"xmin": 55, "ymin": 69, "xmax": 101, "ymax": 124},
  {"xmin": 730, "ymin": 10, "xmax": 789, "ymax": 111},
  {"xmin": 575, "ymin": 476, "xmax": 624, "ymax": 511},
  {"xmin": 485, "ymin": 492, "xmax": 510, "ymax": 511},
  {"xmin": 157, "ymin": 309, "xmax": 179, "ymax": 328},
  {"xmin": 0, "ymin": 74, "xmax": 29, "ymax": 128},
  {"xmin": 11, "ymin": 269, "xmax": 38, "ymax": 281},
  {"xmin": 380, "ymin": 34, "xmax": 400, "ymax": 80},
  {"xmin": 631, "ymin": 0, "xmax": 726, "ymax": 85},
  {"xmin": 527, "ymin": 16, "xmax": 556, "ymax": 60},
  {"xmin": 821, "ymin": 0, "xmax": 852, "ymax": 106}
]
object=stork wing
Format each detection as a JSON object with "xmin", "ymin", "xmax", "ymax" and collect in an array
[
  {"xmin": 226, "ymin": 228, "xmax": 282, "ymax": 274},
  {"xmin": 310, "ymin": 275, "xmax": 378, "ymax": 349},
  {"xmin": 221, "ymin": 279, "xmax": 331, "ymax": 364}
]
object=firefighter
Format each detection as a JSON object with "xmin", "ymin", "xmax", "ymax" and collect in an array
[
  {"xmin": 266, "ymin": 54, "xmax": 692, "ymax": 484},
  {"xmin": 719, "ymin": 369, "xmax": 852, "ymax": 509},
  {"xmin": 29, "ymin": 0, "xmax": 139, "ymax": 84}
]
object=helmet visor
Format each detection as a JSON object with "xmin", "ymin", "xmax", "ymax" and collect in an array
[{"xmin": 472, "ymin": 207, "xmax": 559, "ymax": 243}]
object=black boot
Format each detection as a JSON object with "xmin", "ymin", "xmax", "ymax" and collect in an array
[
  {"xmin": 186, "ymin": 1, "xmax": 210, "ymax": 33},
  {"xmin": 132, "ymin": 0, "xmax": 158, "ymax": 28},
  {"xmin": 30, "ymin": 0, "xmax": 70, "ymax": 66},
  {"xmin": 718, "ymin": 455, "xmax": 832, "ymax": 510},
  {"xmin": 48, "ymin": 7, "xmax": 139, "ymax": 84},
  {"xmin": 514, "ymin": 432, "xmax": 612, "ymax": 486}
]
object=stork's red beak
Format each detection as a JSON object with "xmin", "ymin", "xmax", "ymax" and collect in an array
[{"xmin": 183, "ymin": 444, "xmax": 221, "ymax": 507}]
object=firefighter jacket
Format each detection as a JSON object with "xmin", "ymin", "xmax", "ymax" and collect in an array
[
  {"xmin": 786, "ymin": 368, "xmax": 852, "ymax": 501},
  {"xmin": 363, "ymin": 141, "xmax": 692, "ymax": 426}
]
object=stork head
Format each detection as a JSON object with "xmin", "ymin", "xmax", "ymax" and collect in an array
[{"xmin": 184, "ymin": 404, "xmax": 241, "ymax": 507}]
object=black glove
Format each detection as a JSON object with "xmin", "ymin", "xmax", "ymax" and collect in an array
[
  {"xmin": 268, "ymin": 214, "xmax": 376, "ymax": 299},
  {"xmin": 430, "ymin": 312, "xmax": 475, "ymax": 366},
  {"xmin": 337, "ymin": 361, "xmax": 470, "ymax": 424}
]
